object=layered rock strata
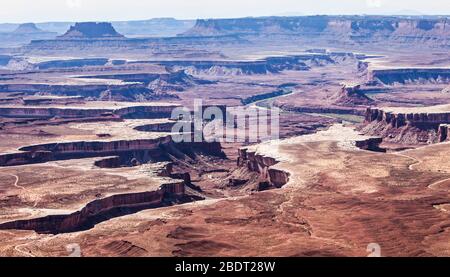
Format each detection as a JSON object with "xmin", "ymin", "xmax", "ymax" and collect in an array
[
  {"xmin": 370, "ymin": 68, "xmax": 450, "ymax": 85},
  {"xmin": 238, "ymin": 148, "xmax": 290, "ymax": 190},
  {"xmin": 0, "ymin": 181, "xmax": 185, "ymax": 234},
  {"xmin": 0, "ymin": 104, "xmax": 179, "ymax": 119},
  {"xmin": 363, "ymin": 107, "xmax": 450, "ymax": 144},
  {"xmin": 181, "ymin": 16, "xmax": 450, "ymax": 47}
]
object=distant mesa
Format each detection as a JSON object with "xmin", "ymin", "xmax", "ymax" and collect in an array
[
  {"xmin": 58, "ymin": 22, "xmax": 125, "ymax": 39},
  {"xmin": 179, "ymin": 16, "xmax": 450, "ymax": 46},
  {"xmin": 13, "ymin": 23, "xmax": 49, "ymax": 34}
]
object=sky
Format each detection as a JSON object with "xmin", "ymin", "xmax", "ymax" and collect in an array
[{"xmin": 0, "ymin": 0, "xmax": 449, "ymax": 23}]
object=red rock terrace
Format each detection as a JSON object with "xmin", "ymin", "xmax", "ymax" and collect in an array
[{"xmin": 362, "ymin": 105, "xmax": 450, "ymax": 144}]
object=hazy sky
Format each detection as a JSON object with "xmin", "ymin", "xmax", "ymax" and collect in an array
[{"xmin": 0, "ymin": 0, "xmax": 449, "ymax": 23}]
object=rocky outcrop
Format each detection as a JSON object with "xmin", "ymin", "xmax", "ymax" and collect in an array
[
  {"xmin": 94, "ymin": 156, "xmax": 122, "ymax": 168},
  {"xmin": 354, "ymin": 137, "xmax": 384, "ymax": 152},
  {"xmin": 362, "ymin": 107, "xmax": 450, "ymax": 144},
  {"xmin": 58, "ymin": 22, "xmax": 125, "ymax": 39},
  {"xmin": 134, "ymin": 122, "xmax": 176, "ymax": 132},
  {"xmin": 365, "ymin": 108, "xmax": 450, "ymax": 128},
  {"xmin": 438, "ymin": 124, "xmax": 450, "ymax": 142},
  {"xmin": 370, "ymin": 68, "xmax": 450, "ymax": 85},
  {"xmin": 238, "ymin": 148, "xmax": 290, "ymax": 189},
  {"xmin": 0, "ymin": 181, "xmax": 185, "ymax": 234},
  {"xmin": 331, "ymin": 84, "xmax": 373, "ymax": 106}
]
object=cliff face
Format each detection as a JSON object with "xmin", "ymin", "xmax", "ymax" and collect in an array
[
  {"xmin": 0, "ymin": 104, "xmax": 178, "ymax": 120},
  {"xmin": 133, "ymin": 122, "xmax": 176, "ymax": 133},
  {"xmin": 365, "ymin": 108, "xmax": 450, "ymax": 128},
  {"xmin": 370, "ymin": 68, "xmax": 450, "ymax": 85},
  {"xmin": 0, "ymin": 135, "xmax": 174, "ymax": 167},
  {"xmin": 238, "ymin": 148, "xmax": 290, "ymax": 189},
  {"xmin": 0, "ymin": 182, "xmax": 185, "ymax": 234},
  {"xmin": 438, "ymin": 124, "xmax": 450, "ymax": 142},
  {"xmin": 153, "ymin": 54, "xmax": 344, "ymax": 76},
  {"xmin": 36, "ymin": 58, "xmax": 110, "ymax": 69},
  {"xmin": 0, "ymin": 83, "xmax": 150, "ymax": 101},
  {"xmin": 362, "ymin": 107, "xmax": 450, "ymax": 144},
  {"xmin": 276, "ymin": 103, "xmax": 366, "ymax": 116},
  {"xmin": 181, "ymin": 16, "xmax": 450, "ymax": 47},
  {"xmin": 0, "ymin": 134, "xmax": 225, "ymax": 167}
]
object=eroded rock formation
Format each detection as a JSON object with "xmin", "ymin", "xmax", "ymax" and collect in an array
[
  {"xmin": 438, "ymin": 124, "xmax": 450, "ymax": 142},
  {"xmin": 331, "ymin": 84, "xmax": 373, "ymax": 106},
  {"xmin": 0, "ymin": 182, "xmax": 185, "ymax": 234},
  {"xmin": 238, "ymin": 148, "xmax": 290, "ymax": 190},
  {"xmin": 362, "ymin": 107, "xmax": 450, "ymax": 144}
]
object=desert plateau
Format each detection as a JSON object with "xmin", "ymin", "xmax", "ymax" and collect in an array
[{"xmin": 0, "ymin": 1, "xmax": 449, "ymax": 259}]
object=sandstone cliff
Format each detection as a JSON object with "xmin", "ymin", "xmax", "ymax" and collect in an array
[
  {"xmin": 0, "ymin": 104, "xmax": 178, "ymax": 120},
  {"xmin": 0, "ymin": 182, "xmax": 185, "ymax": 234},
  {"xmin": 362, "ymin": 107, "xmax": 450, "ymax": 144},
  {"xmin": 238, "ymin": 148, "xmax": 290, "ymax": 190}
]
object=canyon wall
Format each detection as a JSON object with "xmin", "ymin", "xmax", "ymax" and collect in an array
[
  {"xmin": 153, "ymin": 54, "xmax": 351, "ymax": 76},
  {"xmin": 276, "ymin": 103, "xmax": 366, "ymax": 116},
  {"xmin": 0, "ymin": 136, "xmax": 173, "ymax": 167},
  {"xmin": 0, "ymin": 71, "xmax": 204, "ymax": 100},
  {"xmin": 370, "ymin": 68, "xmax": 450, "ymax": 85},
  {"xmin": 362, "ymin": 107, "xmax": 450, "ymax": 144},
  {"xmin": 238, "ymin": 148, "xmax": 290, "ymax": 189},
  {"xmin": 0, "ymin": 181, "xmax": 185, "ymax": 234},
  {"xmin": 365, "ymin": 108, "xmax": 450, "ymax": 128},
  {"xmin": 0, "ymin": 104, "xmax": 178, "ymax": 119},
  {"xmin": 180, "ymin": 16, "xmax": 450, "ymax": 47},
  {"xmin": 36, "ymin": 58, "xmax": 110, "ymax": 69},
  {"xmin": 0, "ymin": 83, "xmax": 150, "ymax": 101},
  {"xmin": 0, "ymin": 135, "xmax": 225, "ymax": 167}
]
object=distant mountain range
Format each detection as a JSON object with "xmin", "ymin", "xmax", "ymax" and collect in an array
[
  {"xmin": 2, "ymin": 15, "xmax": 450, "ymax": 49},
  {"xmin": 0, "ymin": 18, "xmax": 195, "ymax": 37}
]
